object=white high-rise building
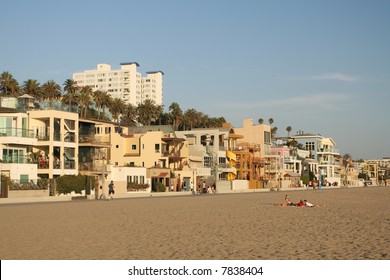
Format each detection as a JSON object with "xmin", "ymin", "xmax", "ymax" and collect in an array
[{"xmin": 72, "ymin": 63, "xmax": 163, "ymax": 106}]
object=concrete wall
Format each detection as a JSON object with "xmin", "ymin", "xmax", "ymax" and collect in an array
[
  {"xmin": 232, "ymin": 180, "xmax": 248, "ymax": 191},
  {"xmin": 8, "ymin": 189, "xmax": 49, "ymax": 198}
]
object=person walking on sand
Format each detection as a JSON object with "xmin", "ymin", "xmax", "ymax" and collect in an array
[{"xmin": 108, "ymin": 181, "xmax": 115, "ymax": 200}]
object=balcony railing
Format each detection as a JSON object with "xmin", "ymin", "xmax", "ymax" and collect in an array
[
  {"xmin": 0, "ymin": 127, "xmax": 35, "ymax": 138},
  {"xmin": 2, "ymin": 155, "xmax": 35, "ymax": 164},
  {"xmin": 317, "ymin": 148, "xmax": 340, "ymax": 154},
  {"xmin": 79, "ymin": 134, "xmax": 110, "ymax": 145}
]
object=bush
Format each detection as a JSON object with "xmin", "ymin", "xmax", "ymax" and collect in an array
[
  {"xmin": 152, "ymin": 181, "xmax": 166, "ymax": 192},
  {"xmin": 56, "ymin": 174, "xmax": 93, "ymax": 195},
  {"xmin": 127, "ymin": 182, "xmax": 149, "ymax": 192}
]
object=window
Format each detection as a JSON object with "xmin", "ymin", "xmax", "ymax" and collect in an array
[
  {"xmin": 20, "ymin": 175, "xmax": 29, "ymax": 183},
  {"xmin": 132, "ymin": 145, "xmax": 136, "ymax": 150},
  {"xmin": 264, "ymin": 131, "xmax": 271, "ymax": 144},
  {"xmin": 155, "ymin": 144, "xmax": 160, "ymax": 152},
  {"xmin": 127, "ymin": 176, "xmax": 132, "ymax": 183},
  {"xmin": 140, "ymin": 176, "xmax": 145, "ymax": 184},
  {"xmin": 306, "ymin": 142, "xmax": 315, "ymax": 151},
  {"xmin": 204, "ymin": 156, "xmax": 211, "ymax": 167},
  {"xmin": 116, "ymin": 145, "xmax": 119, "ymax": 148}
]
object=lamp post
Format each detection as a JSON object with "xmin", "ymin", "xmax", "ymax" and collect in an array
[{"xmin": 101, "ymin": 153, "xmax": 107, "ymax": 199}]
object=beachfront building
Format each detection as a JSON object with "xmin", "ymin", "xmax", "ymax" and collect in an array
[
  {"xmin": 120, "ymin": 125, "xmax": 190, "ymax": 191},
  {"xmin": 358, "ymin": 158, "xmax": 390, "ymax": 185},
  {"xmin": 233, "ymin": 119, "xmax": 276, "ymax": 187},
  {"xmin": 0, "ymin": 107, "xmax": 40, "ymax": 198},
  {"xmin": 270, "ymin": 146, "xmax": 302, "ymax": 188},
  {"xmin": 72, "ymin": 63, "xmax": 164, "ymax": 106},
  {"xmin": 291, "ymin": 132, "xmax": 341, "ymax": 186},
  {"xmin": 175, "ymin": 127, "xmax": 237, "ymax": 187}
]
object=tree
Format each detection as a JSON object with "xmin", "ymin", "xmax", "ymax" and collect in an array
[
  {"xmin": 78, "ymin": 86, "xmax": 93, "ymax": 117},
  {"xmin": 22, "ymin": 79, "xmax": 42, "ymax": 101},
  {"xmin": 63, "ymin": 79, "xmax": 79, "ymax": 109},
  {"xmin": 182, "ymin": 108, "xmax": 201, "ymax": 130},
  {"xmin": 286, "ymin": 126, "xmax": 292, "ymax": 137},
  {"xmin": 41, "ymin": 80, "xmax": 61, "ymax": 107},
  {"xmin": 258, "ymin": 118, "xmax": 264, "ymax": 124},
  {"xmin": 137, "ymin": 99, "xmax": 162, "ymax": 126},
  {"xmin": 268, "ymin": 118, "xmax": 274, "ymax": 126},
  {"xmin": 207, "ymin": 117, "xmax": 226, "ymax": 128},
  {"xmin": 110, "ymin": 97, "xmax": 126, "ymax": 123},
  {"xmin": 93, "ymin": 90, "xmax": 112, "ymax": 119},
  {"xmin": 0, "ymin": 71, "xmax": 19, "ymax": 97},
  {"xmin": 168, "ymin": 102, "xmax": 183, "ymax": 130},
  {"xmin": 271, "ymin": 127, "xmax": 278, "ymax": 139},
  {"xmin": 121, "ymin": 103, "xmax": 137, "ymax": 126}
]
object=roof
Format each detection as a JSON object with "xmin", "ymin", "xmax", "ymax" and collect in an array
[
  {"xmin": 120, "ymin": 62, "xmax": 140, "ymax": 67},
  {"xmin": 284, "ymin": 171, "xmax": 300, "ymax": 177},
  {"xmin": 127, "ymin": 125, "xmax": 174, "ymax": 135},
  {"xmin": 146, "ymin": 71, "xmax": 164, "ymax": 75}
]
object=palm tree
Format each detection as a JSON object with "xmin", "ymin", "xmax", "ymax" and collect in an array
[
  {"xmin": 182, "ymin": 108, "xmax": 200, "ymax": 130},
  {"xmin": 110, "ymin": 97, "xmax": 126, "ymax": 123},
  {"xmin": 137, "ymin": 99, "xmax": 162, "ymax": 126},
  {"xmin": 0, "ymin": 71, "xmax": 19, "ymax": 97},
  {"xmin": 41, "ymin": 80, "xmax": 61, "ymax": 107},
  {"xmin": 268, "ymin": 118, "xmax": 274, "ymax": 126},
  {"xmin": 63, "ymin": 79, "xmax": 79, "ymax": 109},
  {"xmin": 22, "ymin": 79, "xmax": 42, "ymax": 101},
  {"xmin": 78, "ymin": 86, "xmax": 93, "ymax": 117},
  {"xmin": 94, "ymin": 90, "xmax": 112, "ymax": 119},
  {"xmin": 100, "ymin": 91, "xmax": 112, "ymax": 120},
  {"xmin": 271, "ymin": 127, "xmax": 278, "ymax": 139},
  {"xmin": 122, "ymin": 103, "xmax": 137, "ymax": 126},
  {"xmin": 258, "ymin": 118, "xmax": 264, "ymax": 124},
  {"xmin": 169, "ymin": 102, "xmax": 183, "ymax": 130},
  {"xmin": 286, "ymin": 126, "xmax": 292, "ymax": 137}
]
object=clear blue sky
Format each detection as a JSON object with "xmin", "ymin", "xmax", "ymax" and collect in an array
[{"xmin": 1, "ymin": 0, "xmax": 389, "ymax": 160}]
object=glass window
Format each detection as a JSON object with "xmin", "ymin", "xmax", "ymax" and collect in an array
[{"xmin": 20, "ymin": 175, "xmax": 29, "ymax": 183}]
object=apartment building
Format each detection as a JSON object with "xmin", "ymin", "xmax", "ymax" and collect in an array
[
  {"xmin": 0, "ymin": 107, "xmax": 39, "ymax": 197},
  {"xmin": 28, "ymin": 105, "xmax": 79, "ymax": 179},
  {"xmin": 72, "ymin": 63, "xmax": 163, "ymax": 106},
  {"xmin": 291, "ymin": 132, "xmax": 341, "ymax": 186}
]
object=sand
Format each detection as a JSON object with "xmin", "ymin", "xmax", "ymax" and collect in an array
[{"xmin": 0, "ymin": 186, "xmax": 389, "ymax": 260}]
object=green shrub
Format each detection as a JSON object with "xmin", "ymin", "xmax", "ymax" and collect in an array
[
  {"xmin": 153, "ymin": 181, "xmax": 166, "ymax": 192},
  {"xmin": 127, "ymin": 182, "xmax": 149, "ymax": 191},
  {"xmin": 56, "ymin": 174, "xmax": 94, "ymax": 195}
]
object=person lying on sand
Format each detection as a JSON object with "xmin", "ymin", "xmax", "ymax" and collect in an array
[
  {"xmin": 304, "ymin": 200, "xmax": 314, "ymax": 207},
  {"xmin": 296, "ymin": 200, "xmax": 305, "ymax": 207},
  {"xmin": 274, "ymin": 196, "xmax": 319, "ymax": 207},
  {"xmin": 273, "ymin": 195, "xmax": 296, "ymax": 206}
]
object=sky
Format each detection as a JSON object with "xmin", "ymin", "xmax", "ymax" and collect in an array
[{"xmin": 1, "ymin": 0, "xmax": 389, "ymax": 160}]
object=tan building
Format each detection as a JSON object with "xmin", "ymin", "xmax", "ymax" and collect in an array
[
  {"xmin": 28, "ymin": 106, "xmax": 79, "ymax": 180},
  {"xmin": 0, "ymin": 107, "xmax": 39, "ymax": 198}
]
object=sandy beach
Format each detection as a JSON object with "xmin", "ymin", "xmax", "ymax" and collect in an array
[{"xmin": 0, "ymin": 186, "xmax": 389, "ymax": 260}]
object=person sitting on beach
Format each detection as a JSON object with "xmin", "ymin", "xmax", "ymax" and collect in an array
[{"xmin": 285, "ymin": 195, "xmax": 296, "ymax": 206}]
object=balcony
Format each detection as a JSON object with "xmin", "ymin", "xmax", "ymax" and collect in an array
[
  {"xmin": 1, "ymin": 155, "xmax": 36, "ymax": 164},
  {"xmin": 0, "ymin": 127, "xmax": 35, "ymax": 138},
  {"xmin": 79, "ymin": 134, "xmax": 110, "ymax": 146},
  {"xmin": 317, "ymin": 148, "xmax": 340, "ymax": 155}
]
